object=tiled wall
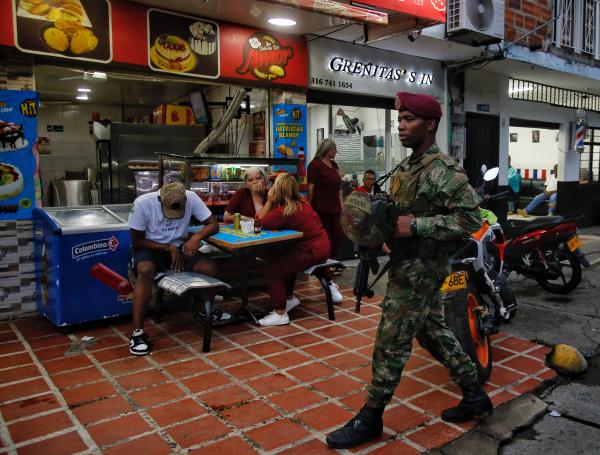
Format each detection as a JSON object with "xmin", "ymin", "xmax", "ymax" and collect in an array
[
  {"xmin": 0, "ymin": 220, "xmax": 36, "ymax": 319},
  {"xmin": 37, "ymin": 104, "xmax": 122, "ymax": 206}
]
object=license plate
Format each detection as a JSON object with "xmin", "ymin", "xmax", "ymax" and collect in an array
[
  {"xmin": 441, "ymin": 272, "xmax": 467, "ymax": 292},
  {"xmin": 567, "ymin": 235, "xmax": 582, "ymax": 252}
]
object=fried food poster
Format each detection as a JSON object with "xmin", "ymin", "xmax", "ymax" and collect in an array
[
  {"xmin": 147, "ymin": 9, "xmax": 219, "ymax": 78},
  {"xmin": 0, "ymin": 90, "xmax": 39, "ymax": 220},
  {"xmin": 13, "ymin": 0, "xmax": 112, "ymax": 63},
  {"xmin": 272, "ymin": 104, "xmax": 307, "ymax": 161}
]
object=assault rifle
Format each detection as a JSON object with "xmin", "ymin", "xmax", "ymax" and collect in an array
[{"xmin": 352, "ymin": 165, "xmax": 400, "ymax": 313}]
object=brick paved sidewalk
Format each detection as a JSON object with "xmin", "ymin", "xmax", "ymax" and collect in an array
[{"xmin": 0, "ymin": 277, "xmax": 556, "ymax": 454}]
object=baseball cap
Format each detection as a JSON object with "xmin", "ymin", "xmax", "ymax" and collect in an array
[{"xmin": 160, "ymin": 182, "xmax": 187, "ymax": 219}]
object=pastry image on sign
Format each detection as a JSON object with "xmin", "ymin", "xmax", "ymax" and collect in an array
[
  {"xmin": 150, "ymin": 35, "xmax": 196, "ymax": 72},
  {"xmin": 14, "ymin": 0, "xmax": 111, "ymax": 62},
  {"xmin": 0, "ymin": 162, "xmax": 24, "ymax": 200},
  {"xmin": 148, "ymin": 9, "xmax": 220, "ymax": 79},
  {"xmin": 0, "ymin": 121, "xmax": 28, "ymax": 152},
  {"xmin": 189, "ymin": 21, "xmax": 217, "ymax": 55}
]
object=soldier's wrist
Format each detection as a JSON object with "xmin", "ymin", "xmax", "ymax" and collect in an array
[{"xmin": 410, "ymin": 218, "xmax": 418, "ymax": 236}]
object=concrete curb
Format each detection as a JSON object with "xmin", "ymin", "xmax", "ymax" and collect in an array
[{"xmin": 426, "ymin": 393, "xmax": 548, "ymax": 455}]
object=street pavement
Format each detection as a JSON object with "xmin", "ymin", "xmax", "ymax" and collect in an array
[{"xmin": 498, "ymin": 226, "xmax": 600, "ymax": 454}]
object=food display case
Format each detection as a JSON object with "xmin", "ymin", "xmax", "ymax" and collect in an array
[
  {"xmin": 33, "ymin": 205, "xmax": 134, "ymax": 326},
  {"xmin": 157, "ymin": 154, "xmax": 299, "ymax": 220}
]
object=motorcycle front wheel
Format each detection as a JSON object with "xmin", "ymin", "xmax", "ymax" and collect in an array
[
  {"xmin": 443, "ymin": 284, "xmax": 492, "ymax": 382},
  {"xmin": 536, "ymin": 248, "xmax": 582, "ymax": 294}
]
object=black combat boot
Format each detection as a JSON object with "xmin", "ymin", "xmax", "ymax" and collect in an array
[
  {"xmin": 326, "ymin": 404, "xmax": 384, "ymax": 449},
  {"xmin": 441, "ymin": 382, "xmax": 493, "ymax": 423}
]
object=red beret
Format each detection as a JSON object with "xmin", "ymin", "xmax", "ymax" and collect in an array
[{"xmin": 395, "ymin": 92, "xmax": 442, "ymax": 119}]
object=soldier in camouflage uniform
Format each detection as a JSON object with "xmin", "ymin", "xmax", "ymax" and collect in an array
[{"xmin": 327, "ymin": 92, "xmax": 493, "ymax": 449}]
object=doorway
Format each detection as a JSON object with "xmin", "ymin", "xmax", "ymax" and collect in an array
[{"xmin": 465, "ymin": 113, "xmax": 500, "ymax": 186}]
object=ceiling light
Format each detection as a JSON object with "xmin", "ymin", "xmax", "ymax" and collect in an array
[
  {"xmin": 268, "ymin": 18, "xmax": 296, "ymax": 27},
  {"xmin": 76, "ymin": 94, "xmax": 89, "ymax": 101},
  {"xmin": 83, "ymin": 71, "xmax": 108, "ymax": 81},
  {"xmin": 78, "ymin": 87, "xmax": 91, "ymax": 92}
]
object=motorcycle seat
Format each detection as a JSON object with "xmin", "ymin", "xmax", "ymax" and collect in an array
[{"xmin": 504, "ymin": 216, "xmax": 564, "ymax": 238}]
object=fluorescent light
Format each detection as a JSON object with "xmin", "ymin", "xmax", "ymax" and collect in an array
[
  {"xmin": 83, "ymin": 71, "xmax": 108, "ymax": 80},
  {"xmin": 77, "ymin": 88, "xmax": 91, "ymax": 92},
  {"xmin": 268, "ymin": 18, "xmax": 296, "ymax": 26},
  {"xmin": 76, "ymin": 94, "xmax": 89, "ymax": 100}
]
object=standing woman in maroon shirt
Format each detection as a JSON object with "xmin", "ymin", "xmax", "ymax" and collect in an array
[
  {"xmin": 308, "ymin": 139, "xmax": 345, "ymax": 257},
  {"xmin": 223, "ymin": 167, "xmax": 268, "ymax": 222},
  {"xmin": 257, "ymin": 173, "xmax": 335, "ymax": 326}
]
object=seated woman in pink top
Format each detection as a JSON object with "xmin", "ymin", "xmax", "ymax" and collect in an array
[{"xmin": 224, "ymin": 167, "xmax": 268, "ymax": 222}]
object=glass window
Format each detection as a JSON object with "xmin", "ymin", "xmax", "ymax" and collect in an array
[
  {"xmin": 308, "ymin": 103, "xmax": 391, "ymax": 195},
  {"xmin": 581, "ymin": 127, "xmax": 600, "ymax": 183}
]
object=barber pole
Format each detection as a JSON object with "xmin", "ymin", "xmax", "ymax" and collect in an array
[
  {"xmin": 574, "ymin": 108, "xmax": 588, "ymax": 153},
  {"xmin": 574, "ymin": 122, "xmax": 586, "ymax": 153}
]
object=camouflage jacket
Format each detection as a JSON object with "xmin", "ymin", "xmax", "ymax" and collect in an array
[{"xmin": 391, "ymin": 144, "xmax": 482, "ymax": 242}]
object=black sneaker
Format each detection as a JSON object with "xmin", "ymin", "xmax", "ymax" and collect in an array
[{"xmin": 129, "ymin": 331, "xmax": 151, "ymax": 356}]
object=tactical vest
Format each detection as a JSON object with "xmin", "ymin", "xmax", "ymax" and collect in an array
[{"xmin": 389, "ymin": 152, "xmax": 444, "ymax": 216}]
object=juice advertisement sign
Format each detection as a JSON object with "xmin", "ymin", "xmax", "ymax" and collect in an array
[{"xmin": 0, "ymin": 90, "xmax": 38, "ymax": 220}]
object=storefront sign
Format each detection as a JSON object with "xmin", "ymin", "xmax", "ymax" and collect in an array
[
  {"xmin": 0, "ymin": 90, "xmax": 39, "ymax": 221},
  {"xmin": 12, "ymin": 0, "xmax": 113, "ymax": 63},
  {"xmin": 309, "ymin": 39, "xmax": 444, "ymax": 98},
  {"xmin": 357, "ymin": 0, "xmax": 446, "ymax": 23},
  {"xmin": 2, "ymin": 1, "xmax": 307, "ymax": 88},
  {"xmin": 236, "ymin": 33, "xmax": 293, "ymax": 81},
  {"xmin": 220, "ymin": 23, "xmax": 307, "ymax": 87}
]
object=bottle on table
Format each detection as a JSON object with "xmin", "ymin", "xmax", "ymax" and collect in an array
[
  {"xmin": 233, "ymin": 212, "xmax": 241, "ymax": 230},
  {"xmin": 254, "ymin": 215, "xmax": 262, "ymax": 234}
]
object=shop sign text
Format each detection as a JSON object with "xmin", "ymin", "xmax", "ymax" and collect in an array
[{"xmin": 328, "ymin": 57, "xmax": 434, "ymax": 85}]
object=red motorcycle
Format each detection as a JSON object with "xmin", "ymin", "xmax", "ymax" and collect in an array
[{"xmin": 503, "ymin": 215, "xmax": 590, "ymax": 294}]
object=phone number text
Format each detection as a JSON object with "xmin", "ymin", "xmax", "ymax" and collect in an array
[{"xmin": 310, "ymin": 77, "xmax": 352, "ymax": 89}]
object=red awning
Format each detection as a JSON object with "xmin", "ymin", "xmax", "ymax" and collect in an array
[
  {"xmin": 359, "ymin": 0, "xmax": 446, "ymax": 23},
  {"xmin": 260, "ymin": 0, "xmax": 389, "ymax": 25}
]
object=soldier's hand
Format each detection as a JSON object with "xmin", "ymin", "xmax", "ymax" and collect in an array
[{"xmin": 395, "ymin": 215, "xmax": 414, "ymax": 238}]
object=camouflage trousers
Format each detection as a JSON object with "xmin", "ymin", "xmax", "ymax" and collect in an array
[{"xmin": 366, "ymin": 258, "xmax": 478, "ymax": 408}]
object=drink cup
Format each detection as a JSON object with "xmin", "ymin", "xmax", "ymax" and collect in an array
[{"xmin": 241, "ymin": 219, "xmax": 254, "ymax": 234}]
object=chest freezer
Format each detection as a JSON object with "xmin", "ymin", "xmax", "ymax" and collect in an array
[{"xmin": 33, "ymin": 206, "xmax": 133, "ymax": 326}]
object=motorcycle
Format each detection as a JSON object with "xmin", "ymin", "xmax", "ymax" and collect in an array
[
  {"xmin": 442, "ymin": 167, "xmax": 518, "ymax": 382},
  {"xmin": 503, "ymin": 214, "xmax": 589, "ymax": 294}
]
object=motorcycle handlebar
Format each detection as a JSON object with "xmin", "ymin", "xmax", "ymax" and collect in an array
[{"xmin": 483, "ymin": 191, "xmax": 509, "ymax": 202}]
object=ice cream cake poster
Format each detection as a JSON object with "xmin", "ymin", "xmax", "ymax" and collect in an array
[
  {"xmin": 0, "ymin": 90, "xmax": 38, "ymax": 221},
  {"xmin": 272, "ymin": 104, "xmax": 307, "ymax": 160},
  {"xmin": 147, "ymin": 9, "xmax": 219, "ymax": 78},
  {"xmin": 12, "ymin": 0, "xmax": 112, "ymax": 63}
]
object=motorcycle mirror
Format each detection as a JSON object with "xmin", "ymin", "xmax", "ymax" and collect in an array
[
  {"xmin": 483, "ymin": 167, "xmax": 499, "ymax": 181},
  {"xmin": 481, "ymin": 164, "xmax": 487, "ymax": 174}
]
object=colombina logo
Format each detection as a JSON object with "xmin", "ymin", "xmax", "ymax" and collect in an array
[{"xmin": 72, "ymin": 236, "xmax": 119, "ymax": 259}]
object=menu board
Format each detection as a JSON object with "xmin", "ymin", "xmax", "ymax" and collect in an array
[
  {"xmin": 13, "ymin": 0, "xmax": 112, "ymax": 63},
  {"xmin": 147, "ymin": 8, "xmax": 219, "ymax": 78},
  {"xmin": 0, "ymin": 90, "xmax": 39, "ymax": 220}
]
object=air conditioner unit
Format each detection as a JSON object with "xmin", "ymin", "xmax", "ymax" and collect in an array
[{"xmin": 447, "ymin": 0, "xmax": 505, "ymax": 46}]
